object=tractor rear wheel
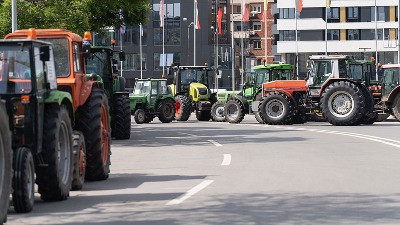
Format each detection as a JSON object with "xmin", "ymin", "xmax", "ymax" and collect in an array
[
  {"xmin": 134, "ymin": 109, "xmax": 146, "ymax": 124},
  {"xmin": 112, "ymin": 95, "xmax": 131, "ymax": 140},
  {"xmin": 254, "ymin": 94, "xmax": 265, "ymax": 124},
  {"xmin": 0, "ymin": 100, "xmax": 11, "ymax": 223},
  {"xmin": 392, "ymin": 94, "xmax": 400, "ymax": 121},
  {"xmin": 12, "ymin": 147, "xmax": 34, "ymax": 213},
  {"xmin": 359, "ymin": 85, "xmax": 378, "ymax": 125},
  {"xmin": 224, "ymin": 99, "xmax": 245, "ymax": 123},
  {"xmin": 76, "ymin": 88, "xmax": 111, "ymax": 181},
  {"xmin": 320, "ymin": 81, "xmax": 365, "ymax": 126},
  {"xmin": 196, "ymin": 110, "xmax": 211, "ymax": 121},
  {"xmin": 258, "ymin": 91, "xmax": 293, "ymax": 125},
  {"xmin": 175, "ymin": 95, "xmax": 192, "ymax": 121},
  {"xmin": 36, "ymin": 105, "xmax": 73, "ymax": 201},
  {"xmin": 71, "ymin": 131, "xmax": 86, "ymax": 191},
  {"xmin": 211, "ymin": 102, "xmax": 225, "ymax": 122},
  {"xmin": 158, "ymin": 98, "xmax": 175, "ymax": 123}
]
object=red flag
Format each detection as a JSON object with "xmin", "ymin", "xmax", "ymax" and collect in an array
[
  {"xmin": 242, "ymin": 0, "xmax": 249, "ymax": 22},
  {"xmin": 159, "ymin": 0, "xmax": 164, "ymax": 27},
  {"xmin": 218, "ymin": 8, "xmax": 222, "ymax": 35},
  {"xmin": 297, "ymin": 0, "xmax": 303, "ymax": 12},
  {"xmin": 195, "ymin": 0, "xmax": 201, "ymax": 29},
  {"xmin": 261, "ymin": 0, "xmax": 268, "ymax": 22}
]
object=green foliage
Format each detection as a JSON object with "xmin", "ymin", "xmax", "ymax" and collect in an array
[{"xmin": 0, "ymin": 0, "xmax": 150, "ymax": 38}]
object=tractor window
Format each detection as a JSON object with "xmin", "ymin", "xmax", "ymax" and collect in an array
[
  {"xmin": 181, "ymin": 69, "xmax": 203, "ymax": 84},
  {"xmin": 41, "ymin": 38, "xmax": 70, "ymax": 77},
  {"xmin": 0, "ymin": 46, "xmax": 32, "ymax": 94},
  {"xmin": 311, "ymin": 60, "xmax": 332, "ymax": 86},
  {"xmin": 73, "ymin": 43, "xmax": 82, "ymax": 73},
  {"xmin": 133, "ymin": 81, "xmax": 151, "ymax": 94},
  {"xmin": 86, "ymin": 51, "xmax": 107, "ymax": 76},
  {"xmin": 383, "ymin": 68, "xmax": 400, "ymax": 86},
  {"xmin": 348, "ymin": 64, "xmax": 363, "ymax": 79},
  {"xmin": 34, "ymin": 47, "xmax": 45, "ymax": 90},
  {"xmin": 254, "ymin": 69, "xmax": 268, "ymax": 85},
  {"xmin": 272, "ymin": 69, "xmax": 292, "ymax": 81},
  {"xmin": 159, "ymin": 80, "xmax": 168, "ymax": 94},
  {"xmin": 151, "ymin": 81, "xmax": 158, "ymax": 95}
]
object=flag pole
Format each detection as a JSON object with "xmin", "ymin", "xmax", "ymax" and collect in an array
[
  {"xmin": 216, "ymin": 0, "xmax": 219, "ymax": 89},
  {"xmin": 11, "ymin": 0, "xmax": 17, "ymax": 32},
  {"xmin": 325, "ymin": 4, "xmax": 328, "ymax": 55},
  {"xmin": 264, "ymin": 0, "xmax": 267, "ymax": 63},
  {"xmin": 140, "ymin": 24, "xmax": 143, "ymax": 79},
  {"xmin": 375, "ymin": 0, "xmax": 378, "ymax": 80},
  {"xmin": 295, "ymin": 0, "xmax": 299, "ymax": 79},
  {"xmin": 231, "ymin": 0, "xmax": 235, "ymax": 92},
  {"xmin": 241, "ymin": 0, "xmax": 244, "ymax": 85},
  {"xmin": 194, "ymin": 0, "xmax": 196, "ymax": 66}
]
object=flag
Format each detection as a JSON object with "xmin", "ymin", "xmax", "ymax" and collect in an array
[
  {"xmin": 159, "ymin": 0, "xmax": 164, "ymax": 27},
  {"xmin": 326, "ymin": 0, "xmax": 331, "ymax": 8},
  {"xmin": 261, "ymin": 0, "xmax": 268, "ymax": 22},
  {"xmin": 297, "ymin": 0, "xmax": 303, "ymax": 12},
  {"xmin": 218, "ymin": 8, "xmax": 222, "ymax": 35},
  {"xmin": 195, "ymin": 0, "xmax": 201, "ymax": 29},
  {"xmin": 242, "ymin": 0, "xmax": 249, "ymax": 22}
]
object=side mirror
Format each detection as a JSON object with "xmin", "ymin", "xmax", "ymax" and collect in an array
[
  {"xmin": 40, "ymin": 46, "xmax": 50, "ymax": 61},
  {"xmin": 119, "ymin": 51, "xmax": 126, "ymax": 61},
  {"xmin": 82, "ymin": 43, "xmax": 91, "ymax": 58}
]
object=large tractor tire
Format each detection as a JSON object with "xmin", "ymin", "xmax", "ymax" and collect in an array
[
  {"xmin": 196, "ymin": 110, "xmax": 211, "ymax": 121},
  {"xmin": 144, "ymin": 114, "xmax": 155, "ymax": 123},
  {"xmin": 320, "ymin": 81, "xmax": 365, "ymax": 126},
  {"xmin": 134, "ymin": 109, "xmax": 146, "ymax": 124},
  {"xmin": 76, "ymin": 88, "xmax": 111, "ymax": 181},
  {"xmin": 258, "ymin": 91, "xmax": 294, "ymax": 125},
  {"xmin": 175, "ymin": 95, "xmax": 192, "ymax": 121},
  {"xmin": 359, "ymin": 85, "xmax": 378, "ymax": 125},
  {"xmin": 12, "ymin": 147, "xmax": 34, "ymax": 213},
  {"xmin": 36, "ymin": 105, "xmax": 73, "ymax": 201},
  {"xmin": 224, "ymin": 99, "xmax": 246, "ymax": 123},
  {"xmin": 112, "ymin": 95, "xmax": 131, "ymax": 140},
  {"xmin": 71, "ymin": 131, "xmax": 86, "ymax": 191},
  {"xmin": 211, "ymin": 102, "xmax": 225, "ymax": 122},
  {"xmin": 0, "ymin": 100, "xmax": 11, "ymax": 223},
  {"xmin": 158, "ymin": 98, "xmax": 175, "ymax": 123},
  {"xmin": 254, "ymin": 94, "xmax": 265, "ymax": 124},
  {"xmin": 392, "ymin": 94, "xmax": 400, "ymax": 121}
]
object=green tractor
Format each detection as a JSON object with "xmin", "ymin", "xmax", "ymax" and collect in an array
[
  {"xmin": 130, "ymin": 79, "xmax": 175, "ymax": 124},
  {"xmin": 167, "ymin": 65, "xmax": 215, "ymax": 121},
  {"xmin": 223, "ymin": 63, "xmax": 294, "ymax": 123},
  {"xmin": 85, "ymin": 44, "xmax": 131, "ymax": 140},
  {"xmin": 0, "ymin": 39, "xmax": 75, "ymax": 213}
]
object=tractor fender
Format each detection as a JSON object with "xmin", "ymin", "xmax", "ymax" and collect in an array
[
  {"xmin": 229, "ymin": 95, "xmax": 249, "ymax": 110},
  {"xmin": 44, "ymin": 90, "xmax": 74, "ymax": 122},
  {"xmin": 79, "ymin": 80, "xmax": 103, "ymax": 106},
  {"xmin": 387, "ymin": 86, "xmax": 400, "ymax": 103},
  {"xmin": 320, "ymin": 78, "xmax": 359, "ymax": 97}
]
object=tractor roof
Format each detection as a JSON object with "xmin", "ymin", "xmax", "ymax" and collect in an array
[
  {"xmin": 309, "ymin": 55, "xmax": 350, "ymax": 60},
  {"xmin": 0, "ymin": 39, "xmax": 52, "ymax": 46},
  {"xmin": 381, "ymin": 64, "xmax": 400, "ymax": 69},
  {"xmin": 5, "ymin": 29, "xmax": 83, "ymax": 42},
  {"xmin": 253, "ymin": 63, "xmax": 293, "ymax": 70}
]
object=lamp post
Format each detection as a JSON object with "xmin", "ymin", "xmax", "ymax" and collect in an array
[
  {"xmin": 183, "ymin": 18, "xmax": 194, "ymax": 65},
  {"xmin": 211, "ymin": 25, "xmax": 218, "ymax": 90},
  {"xmin": 359, "ymin": 47, "xmax": 371, "ymax": 60}
]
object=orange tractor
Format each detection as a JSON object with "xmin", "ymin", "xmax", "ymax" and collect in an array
[{"xmin": 5, "ymin": 29, "xmax": 111, "ymax": 184}]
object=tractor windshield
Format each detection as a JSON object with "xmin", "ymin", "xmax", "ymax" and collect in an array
[
  {"xmin": 86, "ymin": 51, "xmax": 109, "ymax": 77},
  {"xmin": 382, "ymin": 68, "xmax": 400, "ymax": 97},
  {"xmin": 133, "ymin": 81, "xmax": 151, "ymax": 95},
  {"xmin": 347, "ymin": 64, "xmax": 363, "ymax": 80},
  {"xmin": 0, "ymin": 46, "xmax": 32, "ymax": 94},
  {"xmin": 254, "ymin": 69, "xmax": 268, "ymax": 87},
  {"xmin": 310, "ymin": 60, "xmax": 332, "ymax": 86},
  {"xmin": 180, "ymin": 69, "xmax": 207, "ymax": 85},
  {"xmin": 271, "ymin": 69, "xmax": 292, "ymax": 81},
  {"xmin": 41, "ymin": 38, "xmax": 70, "ymax": 77}
]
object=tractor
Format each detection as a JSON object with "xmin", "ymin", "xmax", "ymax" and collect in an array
[
  {"xmin": 167, "ymin": 65, "xmax": 215, "ymax": 121},
  {"xmin": 252, "ymin": 55, "xmax": 377, "ymax": 126},
  {"xmin": 0, "ymin": 36, "xmax": 75, "ymax": 213},
  {"xmin": 222, "ymin": 63, "xmax": 294, "ymax": 123},
  {"xmin": 6, "ymin": 29, "xmax": 111, "ymax": 185},
  {"xmin": 129, "ymin": 78, "xmax": 175, "ymax": 124},
  {"xmin": 0, "ymin": 97, "xmax": 11, "ymax": 223},
  {"xmin": 84, "ymin": 43, "xmax": 131, "ymax": 140},
  {"xmin": 378, "ymin": 64, "xmax": 400, "ymax": 121}
]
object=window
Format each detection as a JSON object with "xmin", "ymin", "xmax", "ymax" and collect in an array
[
  {"xmin": 347, "ymin": 7, "xmax": 359, "ymax": 21},
  {"xmin": 236, "ymin": 5, "xmax": 241, "ymax": 14},
  {"xmin": 252, "ymin": 4, "xmax": 261, "ymax": 13},
  {"xmin": 279, "ymin": 30, "xmax": 297, "ymax": 41},
  {"xmin": 253, "ymin": 40, "xmax": 261, "ymax": 49},
  {"xmin": 154, "ymin": 53, "xmax": 180, "ymax": 71},
  {"xmin": 371, "ymin": 6, "xmax": 385, "ymax": 21},
  {"xmin": 73, "ymin": 43, "xmax": 82, "ymax": 73},
  {"xmin": 327, "ymin": 8, "xmax": 339, "ymax": 20},
  {"xmin": 122, "ymin": 53, "xmax": 147, "ymax": 71},
  {"xmin": 279, "ymin": 8, "xmax": 295, "ymax": 19},
  {"xmin": 42, "ymin": 38, "xmax": 70, "ymax": 77},
  {"xmin": 153, "ymin": 2, "xmax": 181, "ymax": 45},
  {"xmin": 347, "ymin": 29, "xmax": 360, "ymax": 40},
  {"xmin": 253, "ymin": 22, "xmax": 262, "ymax": 31},
  {"xmin": 327, "ymin": 30, "xmax": 339, "ymax": 40}
]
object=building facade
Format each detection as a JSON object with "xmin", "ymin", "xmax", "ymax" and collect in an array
[{"xmin": 273, "ymin": 0, "xmax": 400, "ymax": 79}]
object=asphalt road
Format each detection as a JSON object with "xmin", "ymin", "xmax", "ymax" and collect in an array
[{"xmin": 7, "ymin": 116, "xmax": 400, "ymax": 225}]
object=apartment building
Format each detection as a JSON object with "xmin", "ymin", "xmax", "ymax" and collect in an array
[{"xmin": 273, "ymin": 0, "xmax": 399, "ymax": 79}]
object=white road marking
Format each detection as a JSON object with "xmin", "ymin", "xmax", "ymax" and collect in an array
[
  {"xmin": 178, "ymin": 132, "xmax": 198, "ymax": 137},
  {"xmin": 166, "ymin": 180, "xmax": 214, "ymax": 205},
  {"xmin": 208, "ymin": 140, "xmax": 222, "ymax": 147},
  {"xmin": 221, "ymin": 154, "xmax": 231, "ymax": 166}
]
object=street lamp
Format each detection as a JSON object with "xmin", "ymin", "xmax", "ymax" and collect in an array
[{"xmin": 211, "ymin": 25, "xmax": 219, "ymax": 90}]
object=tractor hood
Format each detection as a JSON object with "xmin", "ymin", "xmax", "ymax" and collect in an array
[
  {"xmin": 190, "ymin": 82, "xmax": 210, "ymax": 101},
  {"xmin": 263, "ymin": 80, "xmax": 307, "ymax": 91}
]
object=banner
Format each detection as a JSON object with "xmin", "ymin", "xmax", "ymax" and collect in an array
[
  {"xmin": 297, "ymin": 0, "xmax": 303, "ymax": 12},
  {"xmin": 159, "ymin": 0, "xmax": 164, "ymax": 27},
  {"xmin": 242, "ymin": 0, "xmax": 249, "ymax": 22},
  {"xmin": 195, "ymin": 0, "xmax": 201, "ymax": 29},
  {"xmin": 326, "ymin": 0, "xmax": 331, "ymax": 8}
]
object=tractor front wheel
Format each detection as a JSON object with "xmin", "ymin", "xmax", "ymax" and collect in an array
[
  {"xmin": 36, "ymin": 105, "xmax": 73, "ymax": 201},
  {"xmin": 224, "ymin": 99, "xmax": 245, "ymax": 123},
  {"xmin": 12, "ymin": 147, "xmax": 35, "ymax": 213},
  {"xmin": 392, "ymin": 94, "xmax": 400, "ymax": 121},
  {"xmin": 134, "ymin": 109, "xmax": 146, "ymax": 124},
  {"xmin": 258, "ymin": 92, "xmax": 293, "ymax": 125},
  {"xmin": 112, "ymin": 95, "xmax": 131, "ymax": 140},
  {"xmin": 71, "ymin": 131, "xmax": 86, "ymax": 191},
  {"xmin": 196, "ymin": 110, "xmax": 211, "ymax": 121},
  {"xmin": 320, "ymin": 81, "xmax": 365, "ymax": 126},
  {"xmin": 211, "ymin": 102, "xmax": 225, "ymax": 122},
  {"xmin": 158, "ymin": 99, "xmax": 175, "ymax": 123},
  {"xmin": 175, "ymin": 95, "xmax": 192, "ymax": 121}
]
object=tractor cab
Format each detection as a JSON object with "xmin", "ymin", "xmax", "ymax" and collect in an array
[{"xmin": 381, "ymin": 64, "xmax": 400, "ymax": 102}]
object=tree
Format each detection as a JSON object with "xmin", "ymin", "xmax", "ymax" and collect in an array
[{"xmin": 0, "ymin": 0, "xmax": 150, "ymax": 38}]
